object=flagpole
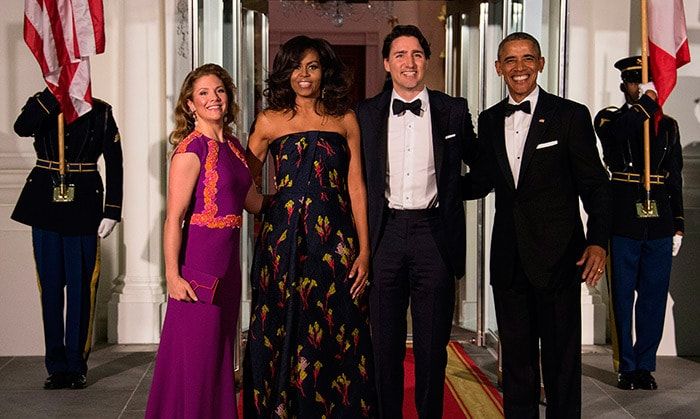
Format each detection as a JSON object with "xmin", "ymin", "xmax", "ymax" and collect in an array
[
  {"xmin": 640, "ymin": 0, "xmax": 653, "ymax": 212},
  {"xmin": 57, "ymin": 113, "xmax": 66, "ymax": 195}
]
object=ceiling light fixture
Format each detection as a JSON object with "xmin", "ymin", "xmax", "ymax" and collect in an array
[{"xmin": 279, "ymin": 0, "xmax": 394, "ymax": 27}]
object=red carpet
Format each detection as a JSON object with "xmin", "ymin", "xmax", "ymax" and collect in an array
[
  {"xmin": 238, "ymin": 342, "xmax": 503, "ymax": 418},
  {"xmin": 403, "ymin": 342, "xmax": 504, "ymax": 418}
]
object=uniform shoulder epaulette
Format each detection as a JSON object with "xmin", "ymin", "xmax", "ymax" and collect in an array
[
  {"xmin": 661, "ymin": 114, "xmax": 678, "ymax": 124},
  {"xmin": 594, "ymin": 106, "xmax": 620, "ymax": 128},
  {"xmin": 661, "ymin": 114, "xmax": 680, "ymax": 144},
  {"xmin": 91, "ymin": 98, "xmax": 111, "ymax": 108}
]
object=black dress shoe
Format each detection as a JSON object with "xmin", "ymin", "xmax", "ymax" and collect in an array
[
  {"xmin": 68, "ymin": 373, "xmax": 87, "ymax": 389},
  {"xmin": 635, "ymin": 370, "xmax": 658, "ymax": 390},
  {"xmin": 617, "ymin": 372, "xmax": 636, "ymax": 390},
  {"xmin": 43, "ymin": 373, "xmax": 68, "ymax": 390}
]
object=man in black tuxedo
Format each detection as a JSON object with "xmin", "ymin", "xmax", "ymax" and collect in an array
[
  {"xmin": 464, "ymin": 32, "xmax": 610, "ymax": 417},
  {"xmin": 356, "ymin": 25, "xmax": 477, "ymax": 418}
]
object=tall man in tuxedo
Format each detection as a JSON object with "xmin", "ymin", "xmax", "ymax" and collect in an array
[
  {"xmin": 356, "ymin": 25, "xmax": 477, "ymax": 418},
  {"xmin": 464, "ymin": 32, "xmax": 610, "ymax": 417}
]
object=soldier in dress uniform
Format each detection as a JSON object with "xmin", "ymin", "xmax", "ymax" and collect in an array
[
  {"xmin": 594, "ymin": 56, "xmax": 684, "ymax": 391},
  {"xmin": 12, "ymin": 88, "xmax": 123, "ymax": 389}
]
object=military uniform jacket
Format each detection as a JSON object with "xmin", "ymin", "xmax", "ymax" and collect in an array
[
  {"xmin": 12, "ymin": 89, "xmax": 123, "ymax": 235},
  {"xmin": 594, "ymin": 95, "xmax": 684, "ymax": 240}
]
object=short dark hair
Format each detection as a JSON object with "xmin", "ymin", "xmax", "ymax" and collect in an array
[
  {"xmin": 497, "ymin": 32, "xmax": 541, "ymax": 60},
  {"xmin": 265, "ymin": 35, "xmax": 352, "ymax": 117},
  {"xmin": 382, "ymin": 25, "xmax": 431, "ymax": 60}
]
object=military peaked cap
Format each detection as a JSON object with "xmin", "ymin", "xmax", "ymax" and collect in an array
[{"xmin": 614, "ymin": 55, "xmax": 653, "ymax": 83}]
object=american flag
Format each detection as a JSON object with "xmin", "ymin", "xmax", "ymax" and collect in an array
[{"xmin": 24, "ymin": 0, "xmax": 105, "ymax": 123}]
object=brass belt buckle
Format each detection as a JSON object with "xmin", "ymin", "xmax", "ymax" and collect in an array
[
  {"xmin": 53, "ymin": 183, "xmax": 75, "ymax": 202},
  {"xmin": 636, "ymin": 200, "xmax": 659, "ymax": 218}
]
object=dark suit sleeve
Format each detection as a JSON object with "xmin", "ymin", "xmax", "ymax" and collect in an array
[
  {"xmin": 567, "ymin": 104, "xmax": 611, "ymax": 248},
  {"xmin": 14, "ymin": 89, "xmax": 60, "ymax": 137},
  {"xmin": 593, "ymin": 107, "xmax": 618, "ymax": 168},
  {"xmin": 457, "ymin": 98, "xmax": 477, "ymax": 166},
  {"xmin": 666, "ymin": 118, "xmax": 684, "ymax": 233},
  {"xmin": 595, "ymin": 96, "xmax": 660, "ymax": 167},
  {"xmin": 461, "ymin": 111, "xmax": 495, "ymax": 200},
  {"xmin": 356, "ymin": 102, "xmax": 368, "ymax": 180},
  {"xmin": 101, "ymin": 105, "xmax": 124, "ymax": 221}
]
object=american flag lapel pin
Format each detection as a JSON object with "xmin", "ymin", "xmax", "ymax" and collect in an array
[{"xmin": 538, "ymin": 118, "xmax": 545, "ymax": 123}]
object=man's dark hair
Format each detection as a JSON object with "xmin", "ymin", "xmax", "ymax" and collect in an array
[
  {"xmin": 382, "ymin": 25, "xmax": 431, "ymax": 60},
  {"xmin": 497, "ymin": 32, "xmax": 541, "ymax": 60}
]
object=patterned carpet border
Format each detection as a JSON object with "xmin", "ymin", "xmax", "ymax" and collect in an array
[
  {"xmin": 444, "ymin": 341, "xmax": 504, "ymax": 418},
  {"xmin": 403, "ymin": 341, "xmax": 503, "ymax": 418}
]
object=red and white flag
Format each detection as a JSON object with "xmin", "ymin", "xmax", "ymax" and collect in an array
[
  {"xmin": 24, "ymin": 0, "xmax": 105, "ymax": 123},
  {"xmin": 648, "ymin": 0, "xmax": 691, "ymax": 107}
]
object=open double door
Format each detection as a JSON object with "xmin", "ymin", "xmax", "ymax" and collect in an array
[{"xmin": 189, "ymin": 0, "xmax": 568, "ymax": 356}]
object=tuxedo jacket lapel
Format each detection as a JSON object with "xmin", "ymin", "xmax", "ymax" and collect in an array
[
  {"xmin": 429, "ymin": 90, "xmax": 449, "ymax": 186},
  {"xmin": 518, "ymin": 90, "xmax": 555, "ymax": 189},
  {"xmin": 492, "ymin": 99, "xmax": 516, "ymax": 190},
  {"xmin": 370, "ymin": 90, "xmax": 391, "ymax": 181}
]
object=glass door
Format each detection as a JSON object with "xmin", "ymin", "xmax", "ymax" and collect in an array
[
  {"xmin": 190, "ymin": 0, "xmax": 269, "ymax": 377},
  {"xmin": 193, "ymin": 0, "xmax": 568, "ymax": 363}
]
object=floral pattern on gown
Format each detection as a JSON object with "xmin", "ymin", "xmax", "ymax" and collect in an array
[{"xmin": 243, "ymin": 131, "xmax": 376, "ymax": 418}]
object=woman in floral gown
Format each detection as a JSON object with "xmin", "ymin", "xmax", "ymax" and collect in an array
[{"xmin": 243, "ymin": 36, "xmax": 375, "ymax": 418}]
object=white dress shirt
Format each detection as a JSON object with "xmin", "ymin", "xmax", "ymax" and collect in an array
[
  {"xmin": 505, "ymin": 86, "xmax": 540, "ymax": 186},
  {"xmin": 386, "ymin": 87, "xmax": 437, "ymax": 210}
]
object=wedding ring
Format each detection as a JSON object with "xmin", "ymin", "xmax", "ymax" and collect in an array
[{"xmin": 597, "ymin": 269, "xmax": 603, "ymax": 274}]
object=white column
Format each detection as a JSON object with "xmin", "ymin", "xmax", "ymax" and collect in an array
[
  {"xmin": 107, "ymin": 0, "xmax": 168, "ymax": 344},
  {"xmin": 581, "ymin": 283, "xmax": 606, "ymax": 345}
]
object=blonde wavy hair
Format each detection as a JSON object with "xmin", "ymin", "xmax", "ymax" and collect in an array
[{"xmin": 170, "ymin": 63, "xmax": 239, "ymax": 146}]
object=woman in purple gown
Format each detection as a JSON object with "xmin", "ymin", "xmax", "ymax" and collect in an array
[{"xmin": 146, "ymin": 63, "xmax": 261, "ymax": 418}]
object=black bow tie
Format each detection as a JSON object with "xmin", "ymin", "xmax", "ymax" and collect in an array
[
  {"xmin": 504, "ymin": 100, "xmax": 531, "ymax": 117},
  {"xmin": 392, "ymin": 98, "xmax": 422, "ymax": 116}
]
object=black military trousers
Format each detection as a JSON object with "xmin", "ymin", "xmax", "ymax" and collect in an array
[{"xmin": 32, "ymin": 227, "xmax": 99, "ymax": 375}]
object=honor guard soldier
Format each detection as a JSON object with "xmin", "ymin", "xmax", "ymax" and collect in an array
[
  {"xmin": 594, "ymin": 56, "xmax": 684, "ymax": 391},
  {"xmin": 11, "ymin": 88, "xmax": 123, "ymax": 390}
]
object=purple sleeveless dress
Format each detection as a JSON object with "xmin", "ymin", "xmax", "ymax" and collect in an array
[{"xmin": 146, "ymin": 131, "xmax": 251, "ymax": 419}]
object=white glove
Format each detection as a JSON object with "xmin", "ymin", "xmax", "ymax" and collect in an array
[
  {"xmin": 98, "ymin": 218, "xmax": 118, "ymax": 239},
  {"xmin": 640, "ymin": 81, "xmax": 657, "ymax": 96},
  {"xmin": 672, "ymin": 234, "xmax": 683, "ymax": 257}
]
